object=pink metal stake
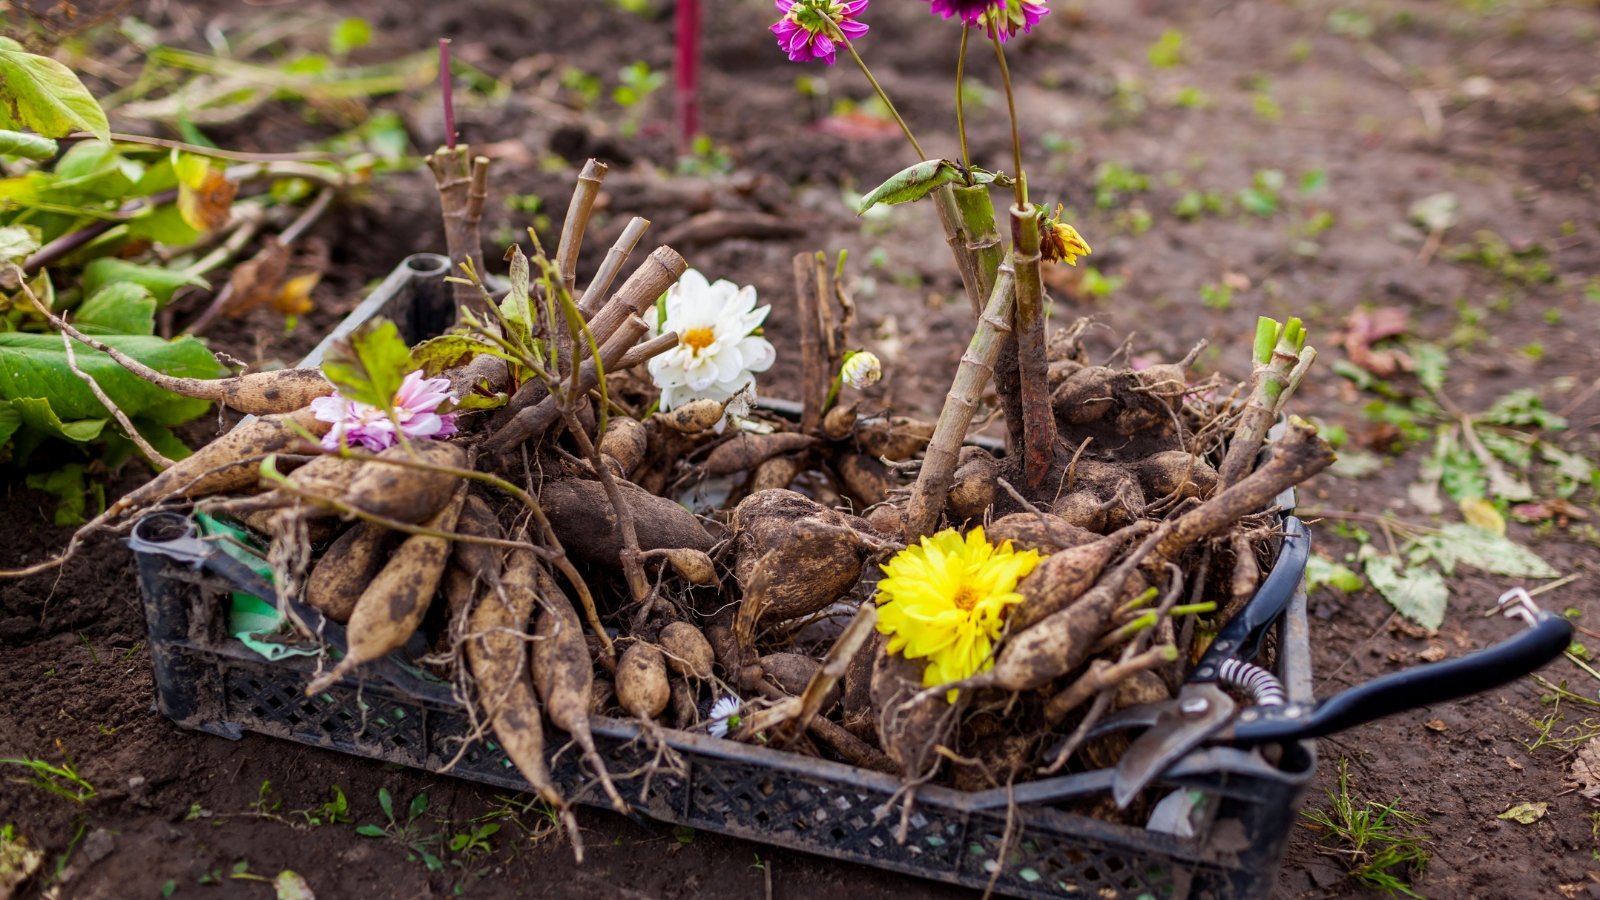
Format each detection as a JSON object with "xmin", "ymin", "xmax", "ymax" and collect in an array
[
  {"xmin": 674, "ymin": 0, "xmax": 701, "ymax": 155},
  {"xmin": 439, "ymin": 38, "xmax": 456, "ymax": 149}
]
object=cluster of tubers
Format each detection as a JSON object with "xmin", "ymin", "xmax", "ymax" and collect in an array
[{"xmin": 33, "ymin": 161, "xmax": 1333, "ymax": 859}]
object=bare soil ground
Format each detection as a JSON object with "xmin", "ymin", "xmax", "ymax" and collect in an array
[{"xmin": 3, "ymin": 0, "xmax": 1599, "ymax": 897}]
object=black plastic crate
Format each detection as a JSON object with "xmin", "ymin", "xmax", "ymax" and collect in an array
[{"xmin": 130, "ymin": 254, "xmax": 1316, "ymax": 899}]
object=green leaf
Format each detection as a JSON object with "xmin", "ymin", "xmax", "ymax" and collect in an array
[
  {"xmin": 10, "ymin": 396, "xmax": 106, "ymax": 445},
  {"xmin": 1405, "ymin": 523, "xmax": 1557, "ymax": 579},
  {"xmin": 1305, "ymin": 554, "xmax": 1363, "ymax": 594},
  {"xmin": 0, "ymin": 224, "xmax": 40, "ymax": 264},
  {"xmin": 452, "ymin": 391, "xmax": 506, "ymax": 411},
  {"xmin": 377, "ymin": 787, "xmax": 394, "ymax": 822},
  {"xmin": 74, "ymin": 283, "xmax": 157, "ymax": 335},
  {"xmin": 408, "ymin": 792, "xmax": 428, "ymax": 819},
  {"xmin": 857, "ymin": 159, "xmax": 965, "ymax": 215},
  {"xmin": 0, "ymin": 129, "xmax": 58, "ymax": 160},
  {"xmin": 0, "ymin": 37, "xmax": 110, "ymax": 141},
  {"xmin": 330, "ymin": 18, "xmax": 374, "ymax": 55},
  {"xmin": 420, "ymin": 852, "xmax": 443, "ymax": 872},
  {"xmin": 1362, "ymin": 550, "xmax": 1448, "ymax": 631},
  {"xmin": 81, "ymin": 258, "xmax": 206, "ymax": 306},
  {"xmin": 0, "ymin": 401, "xmax": 21, "ymax": 447},
  {"xmin": 1410, "ymin": 341, "xmax": 1449, "ymax": 395},
  {"xmin": 321, "ymin": 318, "xmax": 412, "ymax": 410},
  {"xmin": 26, "ymin": 463, "xmax": 90, "ymax": 525},
  {"xmin": 0, "ymin": 332, "xmax": 222, "ymax": 428},
  {"xmin": 355, "ymin": 824, "xmax": 387, "ymax": 838},
  {"xmin": 272, "ymin": 870, "xmax": 315, "ymax": 900},
  {"xmin": 411, "ymin": 334, "xmax": 511, "ymax": 376},
  {"xmin": 124, "ymin": 203, "xmax": 203, "ymax": 246}
]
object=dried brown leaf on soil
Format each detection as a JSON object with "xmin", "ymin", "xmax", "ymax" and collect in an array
[{"xmin": 1570, "ymin": 739, "xmax": 1600, "ymax": 803}]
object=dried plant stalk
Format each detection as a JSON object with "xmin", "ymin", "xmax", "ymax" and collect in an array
[
  {"xmin": 426, "ymin": 147, "xmax": 490, "ymax": 315},
  {"xmin": 793, "ymin": 252, "xmax": 827, "ymax": 433},
  {"xmin": 556, "ymin": 159, "xmax": 608, "ymax": 297},
  {"xmin": 577, "ymin": 216, "xmax": 650, "ymax": 317}
]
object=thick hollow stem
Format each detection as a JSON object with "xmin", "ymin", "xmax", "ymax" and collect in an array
[
  {"xmin": 905, "ymin": 256, "xmax": 1016, "ymax": 539},
  {"xmin": 556, "ymin": 159, "xmax": 608, "ymax": 298},
  {"xmin": 427, "ymin": 148, "xmax": 492, "ymax": 317},
  {"xmin": 577, "ymin": 216, "xmax": 650, "ymax": 318},
  {"xmin": 1216, "ymin": 319, "xmax": 1306, "ymax": 489},
  {"xmin": 1010, "ymin": 205, "xmax": 1054, "ymax": 490}
]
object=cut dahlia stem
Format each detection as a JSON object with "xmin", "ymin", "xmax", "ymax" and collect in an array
[
  {"xmin": 491, "ymin": 245, "xmax": 687, "ymax": 433},
  {"xmin": 1010, "ymin": 204, "xmax": 1055, "ymax": 491},
  {"xmin": 1043, "ymin": 644, "xmax": 1177, "ymax": 726},
  {"xmin": 933, "ymin": 187, "xmax": 982, "ymax": 317},
  {"xmin": 556, "ymin": 159, "xmax": 608, "ymax": 299},
  {"xmin": 577, "ymin": 216, "xmax": 650, "ymax": 318},
  {"xmin": 905, "ymin": 254, "xmax": 1017, "ymax": 540},
  {"xmin": 1215, "ymin": 317, "xmax": 1309, "ymax": 489},
  {"xmin": 426, "ymin": 147, "xmax": 491, "ymax": 316}
]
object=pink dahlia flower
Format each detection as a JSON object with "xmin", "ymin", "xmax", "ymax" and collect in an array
[
  {"xmin": 311, "ymin": 369, "xmax": 459, "ymax": 453},
  {"xmin": 771, "ymin": 0, "xmax": 869, "ymax": 65}
]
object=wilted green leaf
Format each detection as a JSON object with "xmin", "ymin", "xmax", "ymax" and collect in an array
[
  {"xmin": 74, "ymin": 283, "xmax": 157, "ymax": 335},
  {"xmin": 1328, "ymin": 448, "xmax": 1384, "ymax": 480},
  {"xmin": 1362, "ymin": 549, "xmax": 1448, "ymax": 631},
  {"xmin": 330, "ymin": 18, "xmax": 374, "ymax": 56},
  {"xmin": 272, "ymin": 869, "xmax": 315, "ymax": 900},
  {"xmin": 1408, "ymin": 192, "xmax": 1458, "ymax": 233},
  {"xmin": 1458, "ymin": 496, "xmax": 1505, "ymax": 535},
  {"xmin": 0, "ymin": 129, "xmax": 58, "ymax": 160},
  {"xmin": 0, "ymin": 37, "xmax": 110, "ymax": 141},
  {"xmin": 1496, "ymin": 801, "xmax": 1546, "ymax": 824},
  {"xmin": 81, "ymin": 258, "xmax": 207, "ymax": 306},
  {"xmin": 1306, "ymin": 554, "xmax": 1364, "ymax": 594},
  {"xmin": 26, "ymin": 464, "xmax": 94, "ymax": 524},
  {"xmin": 411, "ymin": 334, "xmax": 515, "ymax": 377},
  {"xmin": 0, "ymin": 225, "xmax": 40, "ymax": 264},
  {"xmin": 1405, "ymin": 523, "xmax": 1557, "ymax": 579},
  {"xmin": 321, "ymin": 319, "xmax": 412, "ymax": 411},
  {"xmin": 857, "ymin": 159, "xmax": 965, "ymax": 214}
]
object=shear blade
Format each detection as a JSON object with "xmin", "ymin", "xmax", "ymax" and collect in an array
[{"xmin": 1111, "ymin": 684, "xmax": 1236, "ymax": 809}]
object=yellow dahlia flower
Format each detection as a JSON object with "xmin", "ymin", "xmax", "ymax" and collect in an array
[{"xmin": 874, "ymin": 527, "xmax": 1041, "ymax": 696}]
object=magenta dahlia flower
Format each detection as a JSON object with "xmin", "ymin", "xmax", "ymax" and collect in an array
[
  {"xmin": 983, "ymin": 0, "xmax": 1048, "ymax": 41},
  {"xmin": 924, "ymin": 0, "xmax": 999, "ymax": 26},
  {"xmin": 771, "ymin": 0, "xmax": 869, "ymax": 65},
  {"xmin": 311, "ymin": 369, "xmax": 459, "ymax": 452}
]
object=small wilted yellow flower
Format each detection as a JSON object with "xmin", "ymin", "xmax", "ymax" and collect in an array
[
  {"xmin": 1038, "ymin": 205, "xmax": 1091, "ymax": 266},
  {"xmin": 874, "ymin": 527, "xmax": 1041, "ymax": 698}
]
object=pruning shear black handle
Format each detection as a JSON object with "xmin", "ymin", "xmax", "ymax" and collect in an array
[
  {"xmin": 1231, "ymin": 600, "xmax": 1573, "ymax": 744},
  {"xmin": 1190, "ymin": 516, "xmax": 1309, "ymax": 683}
]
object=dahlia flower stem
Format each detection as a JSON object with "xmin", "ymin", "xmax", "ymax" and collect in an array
[
  {"xmin": 1011, "ymin": 203, "xmax": 1054, "ymax": 491},
  {"xmin": 840, "ymin": 39, "xmax": 927, "ymax": 161},
  {"xmin": 955, "ymin": 28, "xmax": 972, "ymax": 171},
  {"xmin": 905, "ymin": 253, "xmax": 1016, "ymax": 540},
  {"xmin": 989, "ymin": 32, "xmax": 1027, "ymax": 208}
]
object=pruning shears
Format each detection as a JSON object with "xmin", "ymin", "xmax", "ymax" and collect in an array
[{"xmin": 1098, "ymin": 516, "xmax": 1573, "ymax": 808}]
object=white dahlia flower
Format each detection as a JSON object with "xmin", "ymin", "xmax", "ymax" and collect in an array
[{"xmin": 648, "ymin": 269, "xmax": 776, "ymax": 411}]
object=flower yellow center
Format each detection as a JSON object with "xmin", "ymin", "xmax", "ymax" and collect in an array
[
  {"xmin": 683, "ymin": 326, "xmax": 716, "ymax": 353},
  {"xmin": 952, "ymin": 583, "xmax": 984, "ymax": 612}
]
